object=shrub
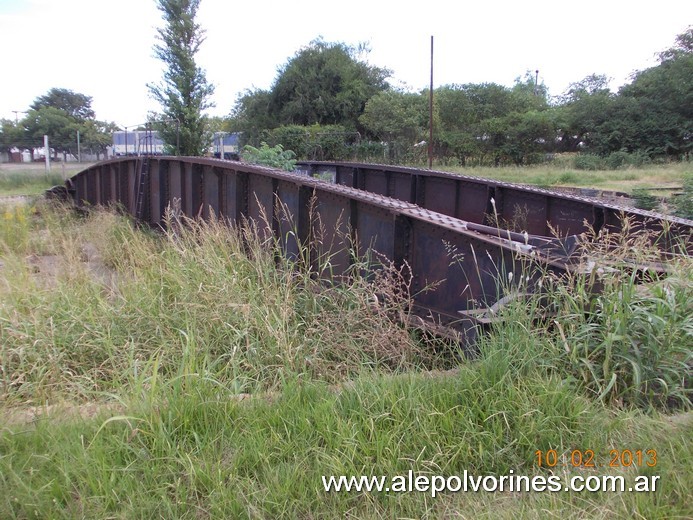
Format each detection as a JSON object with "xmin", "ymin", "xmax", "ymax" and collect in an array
[
  {"xmin": 267, "ymin": 124, "xmax": 359, "ymax": 161},
  {"xmin": 606, "ymin": 150, "xmax": 651, "ymax": 169},
  {"xmin": 311, "ymin": 125, "xmax": 351, "ymax": 160},
  {"xmin": 631, "ymin": 187, "xmax": 659, "ymax": 211},
  {"xmin": 354, "ymin": 140, "xmax": 386, "ymax": 162},
  {"xmin": 242, "ymin": 142, "xmax": 297, "ymax": 171},
  {"xmin": 573, "ymin": 153, "xmax": 605, "ymax": 170},
  {"xmin": 267, "ymin": 125, "xmax": 309, "ymax": 158},
  {"xmin": 672, "ymin": 172, "xmax": 693, "ymax": 219},
  {"xmin": 557, "ymin": 171, "xmax": 579, "ymax": 184}
]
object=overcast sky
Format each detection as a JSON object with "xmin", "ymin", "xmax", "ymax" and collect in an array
[{"xmin": 1, "ymin": 0, "xmax": 690, "ymax": 127}]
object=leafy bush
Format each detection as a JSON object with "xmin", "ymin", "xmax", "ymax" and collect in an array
[
  {"xmin": 574, "ymin": 151, "xmax": 652, "ymax": 170},
  {"xmin": 573, "ymin": 153, "xmax": 605, "ymax": 170},
  {"xmin": 631, "ymin": 187, "xmax": 659, "ymax": 211},
  {"xmin": 606, "ymin": 150, "xmax": 651, "ymax": 169},
  {"xmin": 354, "ymin": 140, "xmax": 386, "ymax": 162},
  {"xmin": 267, "ymin": 124, "xmax": 358, "ymax": 161},
  {"xmin": 672, "ymin": 172, "xmax": 693, "ymax": 219},
  {"xmin": 267, "ymin": 125, "xmax": 309, "ymax": 158},
  {"xmin": 557, "ymin": 171, "xmax": 579, "ymax": 184},
  {"xmin": 242, "ymin": 142, "xmax": 297, "ymax": 171},
  {"xmin": 311, "ymin": 125, "xmax": 351, "ymax": 160}
]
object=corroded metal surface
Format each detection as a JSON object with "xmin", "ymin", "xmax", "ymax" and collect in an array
[
  {"xmin": 61, "ymin": 157, "xmax": 692, "ymax": 344},
  {"xmin": 297, "ymin": 161, "xmax": 693, "ymax": 255}
]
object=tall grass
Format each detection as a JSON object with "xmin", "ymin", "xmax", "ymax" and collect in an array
[
  {"xmin": 555, "ymin": 231, "xmax": 691, "ymax": 411},
  {"xmin": 0, "ymin": 168, "xmax": 74, "ymax": 196},
  {"xmin": 0, "ymin": 201, "xmax": 446, "ymax": 406},
  {"xmin": 478, "ymin": 219, "xmax": 692, "ymax": 412},
  {"xmin": 0, "ymin": 202, "xmax": 690, "ymax": 518}
]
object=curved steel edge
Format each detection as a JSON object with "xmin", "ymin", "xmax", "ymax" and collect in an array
[
  {"xmin": 296, "ymin": 160, "xmax": 693, "ymax": 256},
  {"xmin": 52, "ymin": 157, "xmax": 686, "ymax": 344}
]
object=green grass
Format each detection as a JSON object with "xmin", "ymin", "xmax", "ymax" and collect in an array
[
  {"xmin": 0, "ymin": 164, "xmax": 87, "ymax": 196},
  {"xmin": 2, "ymin": 375, "xmax": 690, "ymax": 519},
  {"xmin": 0, "ymin": 202, "xmax": 443, "ymax": 405},
  {"xmin": 0, "ymin": 202, "xmax": 691, "ymax": 518},
  {"xmin": 436, "ymin": 158, "xmax": 690, "ymax": 194}
]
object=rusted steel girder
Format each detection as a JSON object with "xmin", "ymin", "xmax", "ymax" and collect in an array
[
  {"xmin": 296, "ymin": 161, "xmax": 693, "ymax": 255},
  {"xmin": 61, "ymin": 157, "xmax": 597, "ymax": 343}
]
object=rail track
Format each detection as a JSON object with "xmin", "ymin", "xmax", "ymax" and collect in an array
[{"xmin": 55, "ymin": 157, "xmax": 693, "ymax": 344}]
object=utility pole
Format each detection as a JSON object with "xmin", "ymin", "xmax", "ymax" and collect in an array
[
  {"xmin": 176, "ymin": 119, "xmax": 180, "ymax": 156},
  {"xmin": 11, "ymin": 110, "xmax": 26, "ymax": 123},
  {"xmin": 428, "ymin": 35, "xmax": 434, "ymax": 169},
  {"xmin": 77, "ymin": 130, "xmax": 81, "ymax": 163},
  {"xmin": 534, "ymin": 69, "xmax": 540, "ymax": 96},
  {"xmin": 44, "ymin": 135, "xmax": 51, "ymax": 172}
]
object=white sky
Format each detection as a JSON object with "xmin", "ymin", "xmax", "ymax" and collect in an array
[{"xmin": 0, "ymin": 0, "xmax": 691, "ymax": 127}]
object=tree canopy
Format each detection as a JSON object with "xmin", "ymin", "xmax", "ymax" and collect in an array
[
  {"xmin": 30, "ymin": 88, "xmax": 95, "ymax": 121},
  {"xmin": 1, "ymin": 88, "xmax": 115, "ymax": 160},
  {"xmin": 6, "ymin": 27, "xmax": 688, "ymax": 168},
  {"xmin": 148, "ymin": 0, "xmax": 215, "ymax": 155},
  {"xmin": 231, "ymin": 39, "xmax": 390, "ymax": 144},
  {"xmin": 227, "ymin": 28, "xmax": 692, "ymax": 166}
]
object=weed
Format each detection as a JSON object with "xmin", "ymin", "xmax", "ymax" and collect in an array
[
  {"xmin": 631, "ymin": 187, "xmax": 659, "ymax": 211},
  {"xmin": 672, "ymin": 171, "xmax": 693, "ymax": 219},
  {"xmin": 483, "ymin": 217, "xmax": 692, "ymax": 412},
  {"xmin": 242, "ymin": 142, "xmax": 297, "ymax": 171},
  {"xmin": 0, "ymin": 202, "xmax": 690, "ymax": 518},
  {"xmin": 0, "ymin": 204, "xmax": 445, "ymax": 406}
]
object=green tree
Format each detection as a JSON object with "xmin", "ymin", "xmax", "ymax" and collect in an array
[
  {"xmin": 0, "ymin": 119, "xmax": 24, "ymax": 154},
  {"xmin": 148, "ymin": 0, "xmax": 215, "ymax": 156},
  {"xmin": 582, "ymin": 28, "xmax": 692, "ymax": 159},
  {"xmin": 616, "ymin": 29, "xmax": 692, "ymax": 158},
  {"xmin": 270, "ymin": 39, "xmax": 390, "ymax": 128},
  {"xmin": 433, "ymin": 81, "xmax": 556, "ymax": 166},
  {"xmin": 228, "ymin": 89, "xmax": 275, "ymax": 147},
  {"xmin": 265, "ymin": 124, "xmax": 359, "ymax": 161},
  {"xmin": 80, "ymin": 120, "xmax": 121, "ymax": 160},
  {"xmin": 511, "ymin": 70, "xmax": 550, "ymax": 107},
  {"xmin": 21, "ymin": 89, "xmax": 116, "ymax": 161},
  {"xmin": 435, "ymin": 85, "xmax": 479, "ymax": 165},
  {"xmin": 499, "ymin": 109, "xmax": 557, "ymax": 165},
  {"xmin": 30, "ymin": 88, "xmax": 95, "ymax": 121},
  {"xmin": 231, "ymin": 39, "xmax": 390, "ymax": 144},
  {"xmin": 657, "ymin": 26, "xmax": 693, "ymax": 62},
  {"xmin": 555, "ymin": 74, "xmax": 614, "ymax": 152},
  {"xmin": 435, "ymin": 83, "xmax": 519, "ymax": 165},
  {"xmin": 23, "ymin": 106, "xmax": 78, "ymax": 160},
  {"xmin": 266, "ymin": 125, "xmax": 310, "ymax": 158},
  {"xmin": 359, "ymin": 90, "xmax": 428, "ymax": 162}
]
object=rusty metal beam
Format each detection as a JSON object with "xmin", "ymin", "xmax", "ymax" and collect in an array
[
  {"xmin": 60, "ymin": 157, "xmax": 692, "ymax": 343},
  {"xmin": 297, "ymin": 161, "xmax": 693, "ymax": 254}
]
